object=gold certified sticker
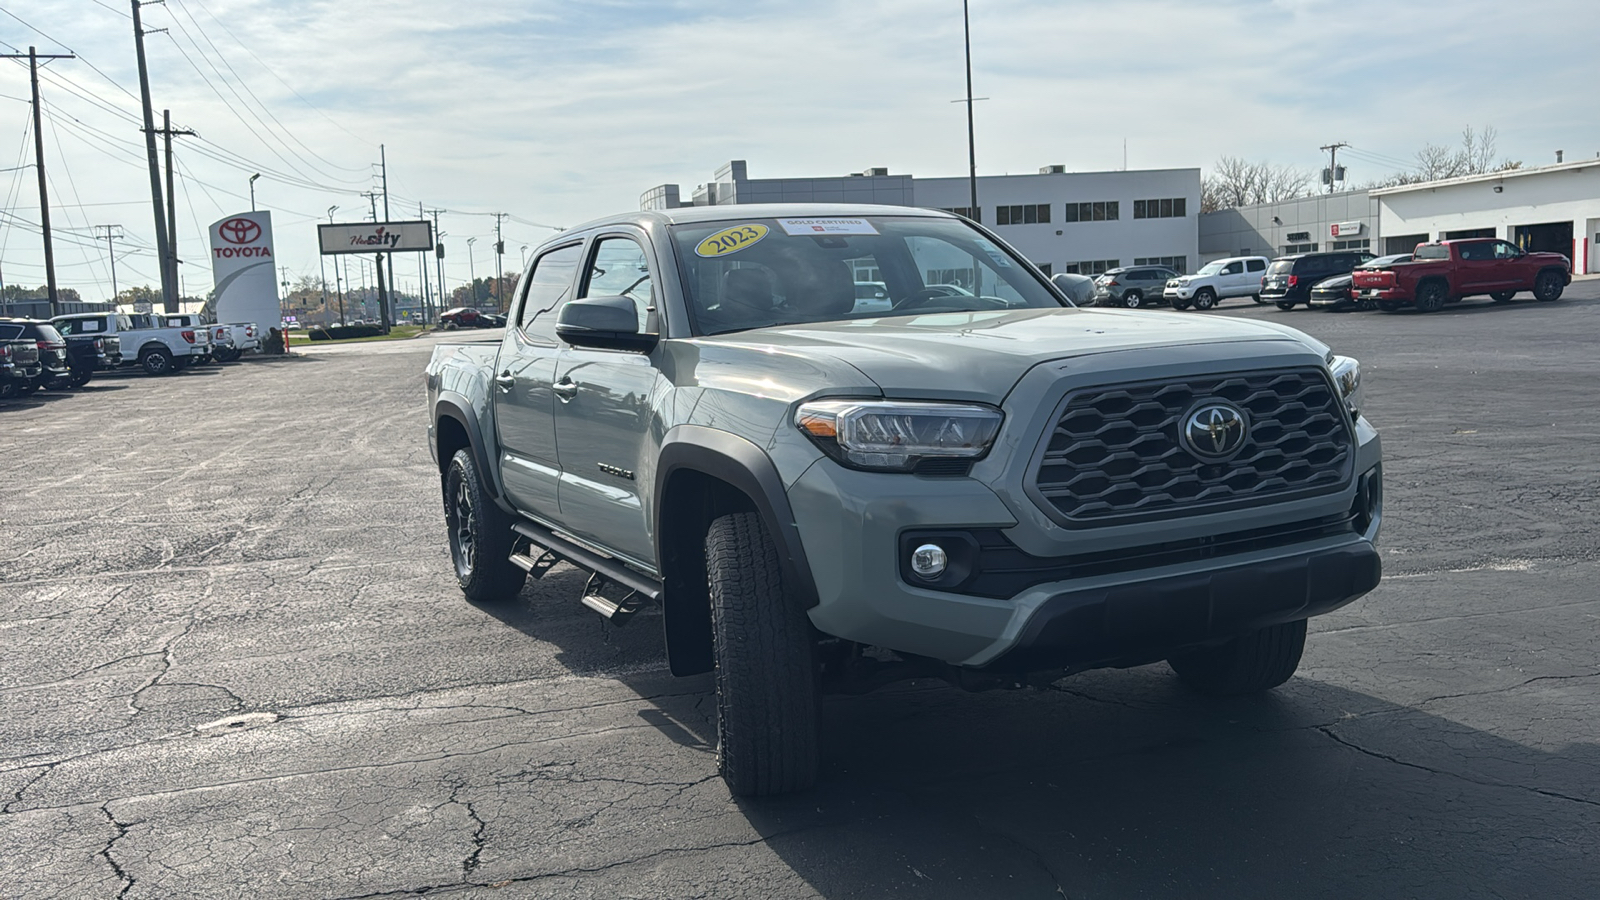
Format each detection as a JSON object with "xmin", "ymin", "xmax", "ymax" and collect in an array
[{"xmin": 695, "ymin": 224, "xmax": 769, "ymax": 258}]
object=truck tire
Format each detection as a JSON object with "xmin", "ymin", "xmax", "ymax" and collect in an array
[
  {"xmin": 1193, "ymin": 288, "xmax": 1217, "ymax": 310},
  {"xmin": 1533, "ymin": 270, "xmax": 1565, "ymax": 302},
  {"xmin": 1490, "ymin": 291, "xmax": 1516, "ymax": 303},
  {"xmin": 139, "ymin": 346, "xmax": 175, "ymax": 375},
  {"xmin": 1414, "ymin": 281, "xmax": 1447, "ymax": 313},
  {"xmin": 1169, "ymin": 297, "xmax": 1190, "ymax": 310},
  {"xmin": 69, "ymin": 369, "xmax": 92, "ymax": 388},
  {"xmin": 1377, "ymin": 300, "xmax": 1401, "ymax": 312},
  {"xmin": 1167, "ymin": 619, "xmax": 1307, "ymax": 695},
  {"xmin": 444, "ymin": 448, "xmax": 526, "ymax": 604},
  {"xmin": 706, "ymin": 511, "xmax": 819, "ymax": 797},
  {"xmin": 1275, "ymin": 301, "xmax": 1297, "ymax": 311}
]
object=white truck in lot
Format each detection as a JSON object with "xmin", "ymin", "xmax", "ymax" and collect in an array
[
  {"xmin": 160, "ymin": 315, "xmax": 261, "ymax": 362},
  {"xmin": 52, "ymin": 311, "xmax": 211, "ymax": 375}
]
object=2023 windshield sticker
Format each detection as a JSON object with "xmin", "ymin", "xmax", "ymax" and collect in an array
[{"xmin": 695, "ymin": 224, "xmax": 770, "ymax": 258}]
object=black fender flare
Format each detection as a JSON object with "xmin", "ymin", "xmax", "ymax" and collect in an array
[
  {"xmin": 653, "ymin": 426, "xmax": 820, "ymax": 676},
  {"xmin": 433, "ymin": 391, "xmax": 505, "ymax": 503}
]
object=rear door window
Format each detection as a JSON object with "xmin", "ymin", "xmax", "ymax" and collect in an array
[
  {"xmin": 518, "ymin": 243, "xmax": 584, "ymax": 344},
  {"xmin": 1246, "ymin": 259, "xmax": 1266, "ymax": 273}
]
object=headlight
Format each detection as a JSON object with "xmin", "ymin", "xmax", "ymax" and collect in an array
[
  {"xmin": 795, "ymin": 400, "xmax": 1003, "ymax": 472},
  {"xmin": 1330, "ymin": 355, "xmax": 1362, "ymax": 419}
]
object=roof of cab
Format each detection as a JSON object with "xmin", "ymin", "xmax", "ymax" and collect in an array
[{"xmin": 557, "ymin": 203, "xmax": 955, "ymax": 238}]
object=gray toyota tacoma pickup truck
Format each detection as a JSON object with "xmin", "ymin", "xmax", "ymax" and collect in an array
[{"xmin": 425, "ymin": 204, "xmax": 1382, "ymax": 796}]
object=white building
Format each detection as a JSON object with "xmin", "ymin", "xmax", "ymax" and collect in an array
[
  {"xmin": 643, "ymin": 161, "xmax": 1201, "ymax": 276},
  {"xmin": 1372, "ymin": 158, "xmax": 1600, "ymax": 273},
  {"xmin": 1199, "ymin": 191, "xmax": 1379, "ymax": 262}
]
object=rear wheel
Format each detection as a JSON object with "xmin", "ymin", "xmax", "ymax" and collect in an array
[
  {"xmin": 1533, "ymin": 270, "xmax": 1565, "ymax": 302},
  {"xmin": 1168, "ymin": 619, "xmax": 1307, "ymax": 695},
  {"xmin": 1193, "ymin": 289, "xmax": 1217, "ymax": 310},
  {"xmin": 1275, "ymin": 301, "xmax": 1297, "ymax": 311},
  {"xmin": 139, "ymin": 347, "xmax": 174, "ymax": 376},
  {"xmin": 69, "ymin": 369, "xmax": 92, "ymax": 388},
  {"xmin": 444, "ymin": 449, "xmax": 526, "ymax": 604},
  {"xmin": 707, "ymin": 511, "xmax": 819, "ymax": 797},
  {"xmin": 1377, "ymin": 300, "xmax": 1402, "ymax": 312},
  {"xmin": 1414, "ymin": 281, "xmax": 1447, "ymax": 313},
  {"xmin": 1490, "ymin": 291, "xmax": 1516, "ymax": 303},
  {"xmin": 1252, "ymin": 294, "xmax": 1264, "ymax": 304},
  {"xmin": 1122, "ymin": 291, "xmax": 1143, "ymax": 309}
]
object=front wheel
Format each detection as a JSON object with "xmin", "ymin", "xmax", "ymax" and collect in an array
[
  {"xmin": 707, "ymin": 511, "xmax": 819, "ymax": 797},
  {"xmin": 1533, "ymin": 270, "xmax": 1565, "ymax": 302},
  {"xmin": 1275, "ymin": 301, "xmax": 1297, "ymax": 311},
  {"xmin": 444, "ymin": 449, "xmax": 526, "ymax": 604},
  {"xmin": 1169, "ymin": 297, "xmax": 1190, "ymax": 310},
  {"xmin": 1167, "ymin": 619, "xmax": 1307, "ymax": 695},
  {"xmin": 1193, "ymin": 289, "xmax": 1216, "ymax": 310},
  {"xmin": 1490, "ymin": 291, "xmax": 1516, "ymax": 303}
]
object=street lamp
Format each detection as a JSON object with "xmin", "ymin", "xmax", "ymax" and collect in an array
[
  {"xmin": 520, "ymin": 244, "xmax": 529, "ymax": 269},
  {"xmin": 467, "ymin": 237, "xmax": 478, "ymax": 306},
  {"xmin": 249, "ymin": 173, "xmax": 261, "ymax": 211}
]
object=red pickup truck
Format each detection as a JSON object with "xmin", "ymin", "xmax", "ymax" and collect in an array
[{"xmin": 1351, "ymin": 238, "xmax": 1571, "ymax": 313}]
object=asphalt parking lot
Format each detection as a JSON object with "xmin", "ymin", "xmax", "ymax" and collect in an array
[{"xmin": 3, "ymin": 282, "xmax": 1598, "ymax": 899}]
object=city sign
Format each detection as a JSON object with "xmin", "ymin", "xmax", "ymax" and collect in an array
[{"xmin": 318, "ymin": 220, "xmax": 435, "ymax": 255}]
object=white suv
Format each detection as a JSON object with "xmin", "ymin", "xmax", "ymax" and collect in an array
[{"xmin": 1164, "ymin": 256, "xmax": 1269, "ymax": 310}]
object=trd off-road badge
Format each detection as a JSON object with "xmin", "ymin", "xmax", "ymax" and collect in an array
[{"xmin": 1181, "ymin": 402, "xmax": 1249, "ymax": 460}]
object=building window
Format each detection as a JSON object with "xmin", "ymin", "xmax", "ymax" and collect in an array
[
  {"xmin": 1133, "ymin": 198, "xmax": 1187, "ymax": 219},
  {"xmin": 1037, "ymin": 263, "xmax": 1052, "ymax": 276},
  {"xmin": 940, "ymin": 206, "xmax": 981, "ymax": 223},
  {"xmin": 1134, "ymin": 255, "xmax": 1187, "ymax": 274},
  {"xmin": 1331, "ymin": 238, "xmax": 1371, "ymax": 251},
  {"xmin": 1064, "ymin": 259, "xmax": 1120, "ymax": 276},
  {"xmin": 1283, "ymin": 242, "xmax": 1318, "ymax": 254},
  {"xmin": 996, "ymin": 204, "xmax": 1051, "ymax": 225},
  {"xmin": 927, "ymin": 268, "xmax": 976, "ymax": 291},
  {"xmin": 1063, "ymin": 201, "xmax": 1119, "ymax": 223}
]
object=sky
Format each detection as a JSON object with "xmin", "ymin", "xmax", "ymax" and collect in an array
[{"xmin": 1, "ymin": 0, "xmax": 1597, "ymax": 303}]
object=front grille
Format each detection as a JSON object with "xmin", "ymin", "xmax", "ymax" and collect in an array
[{"xmin": 1032, "ymin": 367, "xmax": 1353, "ymax": 525}]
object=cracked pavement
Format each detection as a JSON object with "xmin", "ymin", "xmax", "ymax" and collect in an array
[{"xmin": 3, "ymin": 286, "xmax": 1598, "ymax": 898}]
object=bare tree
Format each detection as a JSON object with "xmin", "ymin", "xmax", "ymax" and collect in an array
[
  {"xmin": 1202, "ymin": 157, "xmax": 1316, "ymax": 212},
  {"xmin": 1413, "ymin": 125, "xmax": 1519, "ymax": 180}
]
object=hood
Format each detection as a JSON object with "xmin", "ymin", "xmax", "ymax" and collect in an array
[
  {"xmin": 695, "ymin": 308, "xmax": 1317, "ymax": 400},
  {"xmin": 1316, "ymin": 274, "xmax": 1354, "ymax": 289}
]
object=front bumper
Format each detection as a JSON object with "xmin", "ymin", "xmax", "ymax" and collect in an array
[{"xmin": 1163, "ymin": 286, "xmax": 1194, "ymax": 300}]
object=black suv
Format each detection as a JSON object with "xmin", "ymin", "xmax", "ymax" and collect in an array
[
  {"xmin": 0, "ymin": 321, "xmax": 44, "ymax": 400},
  {"xmin": 1261, "ymin": 251, "xmax": 1376, "ymax": 310}
]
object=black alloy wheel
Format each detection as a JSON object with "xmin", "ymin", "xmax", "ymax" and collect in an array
[
  {"xmin": 1533, "ymin": 270, "xmax": 1565, "ymax": 302},
  {"xmin": 1414, "ymin": 281, "xmax": 1447, "ymax": 313},
  {"xmin": 1490, "ymin": 291, "xmax": 1516, "ymax": 303},
  {"xmin": 444, "ymin": 449, "xmax": 526, "ymax": 604},
  {"xmin": 140, "ymin": 347, "xmax": 174, "ymax": 375}
]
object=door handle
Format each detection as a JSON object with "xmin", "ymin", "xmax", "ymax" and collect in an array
[
  {"xmin": 494, "ymin": 371, "xmax": 516, "ymax": 391},
  {"xmin": 552, "ymin": 378, "xmax": 579, "ymax": 402}
]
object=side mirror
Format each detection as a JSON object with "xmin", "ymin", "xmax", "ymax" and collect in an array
[{"xmin": 556, "ymin": 296, "xmax": 657, "ymax": 352}]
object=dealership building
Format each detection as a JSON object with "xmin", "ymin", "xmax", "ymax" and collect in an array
[
  {"xmin": 1200, "ymin": 157, "xmax": 1600, "ymax": 272},
  {"xmin": 642, "ymin": 160, "xmax": 1201, "ymax": 276}
]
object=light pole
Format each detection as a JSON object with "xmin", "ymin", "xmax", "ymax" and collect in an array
[
  {"xmin": 436, "ymin": 231, "xmax": 448, "ymax": 310},
  {"xmin": 249, "ymin": 173, "xmax": 261, "ymax": 211},
  {"xmin": 467, "ymin": 237, "xmax": 478, "ymax": 306},
  {"xmin": 520, "ymin": 244, "xmax": 529, "ymax": 270},
  {"xmin": 324, "ymin": 205, "xmax": 344, "ymax": 325},
  {"xmin": 962, "ymin": 0, "xmax": 979, "ymax": 220}
]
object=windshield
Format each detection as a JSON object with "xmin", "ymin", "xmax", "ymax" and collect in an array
[
  {"xmin": 1194, "ymin": 261, "xmax": 1226, "ymax": 276},
  {"xmin": 1414, "ymin": 245, "xmax": 1450, "ymax": 261},
  {"xmin": 670, "ymin": 215, "xmax": 1065, "ymax": 335}
]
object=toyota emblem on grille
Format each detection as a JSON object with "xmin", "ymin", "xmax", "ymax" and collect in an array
[{"xmin": 1181, "ymin": 403, "xmax": 1249, "ymax": 459}]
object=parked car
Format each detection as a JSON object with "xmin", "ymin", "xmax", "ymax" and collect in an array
[
  {"xmin": 1093, "ymin": 266, "xmax": 1179, "ymax": 308},
  {"xmin": 52, "ymin": 312, "xmax": 209, "ymax": 375},
  {"xmin": 0, "ymin": 319, "xmax": 70, "ymax": 391},
  {"xmin": 0, "ymin": 322, "xmax": 43, "ymax": 400},
  {"xmin": 1309, "ymin": 254, "xmax": 1413, "ymax": 311},
  {"xmin": 1260, "ymin": 251, "xmax": 1377, "ymax": 310},
  {"xmin": 426, "ymin": 203, "xmax": 1380, "ymax": 797},
  {"xmin": 1164, "ymin": 256, "xmax": 1269, "ymax": 309},
  {"xmin": 440, "ymin": 307, "xmax": 495, "ymax": 328},
  {"xmin": 202, "ymin": 322, "xmax": 262, "ymax": 361},
  {"xmin": 1351, "ymin": 238, "xmax": 1571, "ymax": 312}
]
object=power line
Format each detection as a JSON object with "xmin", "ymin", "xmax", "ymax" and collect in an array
[{"xmin": 0, "ymin": 5, "xmax": 141, "ymax": 101}]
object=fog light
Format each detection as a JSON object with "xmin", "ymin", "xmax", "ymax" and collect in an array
[{"xmin": 910, "ymin": 543, "xmax": 948, "ymax": 579}]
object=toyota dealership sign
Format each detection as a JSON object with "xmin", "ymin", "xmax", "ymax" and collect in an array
[{"xmin": 208, "ymin": 211, "xmax": 279, "ymax": 335}]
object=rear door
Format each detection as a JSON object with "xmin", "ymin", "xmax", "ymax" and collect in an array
[
  {"xmin": 1244, "ymin": 258, "xmax": 1266, "ymax": 296},
  {"xmin": 494, "ymin": 241, "xmax": 583, "ymax": 519},
  {"xmin": 550, "ymin": 231, "xmax": 664, "ymax": 570}
]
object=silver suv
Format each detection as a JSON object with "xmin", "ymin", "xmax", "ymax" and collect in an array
[
  {"xmin": 426, "ymin": 204, "xmax": 1382, "ymax": 796},
  {"xmin": 1093, "ymin": 265, "xmax": 1180, "ymax": 308}
]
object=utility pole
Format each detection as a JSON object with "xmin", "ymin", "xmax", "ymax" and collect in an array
[
  {"xmin": 427, "ymin": 208, "xmax": 445, "ymax": 314},
  {"xmin": 130, "ymin": 1, "xmax": 176, "ymax": 312},
  {"xmin": 467, "ymin": 237, "xmax": 477, "ymax": 307},
  {"xmin": 155, "ymin": 110, "xmax": 195, "ymax": 313},
  {"xmin": 1320, "ymin": 142, "xmax": 1350, "ymax": 195},
  {"xmin": 363, "ymin": 190, "xmax": 390, "ymax": 332},
  {"xmin": 493, "ymin": 212, "xmax": 507, "ymax": 313},
  {"xmin": 94, "ymin": 225, "xmax": 124, "ymax": 302},
  {"xmin": 1, "ymin": 47, "xmax": 75, "ymax": 316},
  {"xmin": 417, "ymin": 201, "xmax": 432, "ymax": 324},
  {"xmin": 961, "ymin": 1, "xmax": 979, "ymax": 221}
]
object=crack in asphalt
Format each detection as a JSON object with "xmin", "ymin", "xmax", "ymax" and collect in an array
[
  {"xmin": 97, "ymin": 803, "xmax": 135, "ymax": 900},
  {"xmin": 1413, "ymin": 671, "xmax": 1600, "ymax": 707},
  {"xmin": 1315, "ymin": 725, "xmax": 1600, "ymax": 809}
]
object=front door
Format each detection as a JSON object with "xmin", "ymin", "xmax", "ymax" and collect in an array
[
  {"xmin": 551, "ymin": 233, "xmax": 662, "ymax": 571},
  {"xmin": 493, "ymin": 242, "xmax": 583, "ymax": 518}
]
